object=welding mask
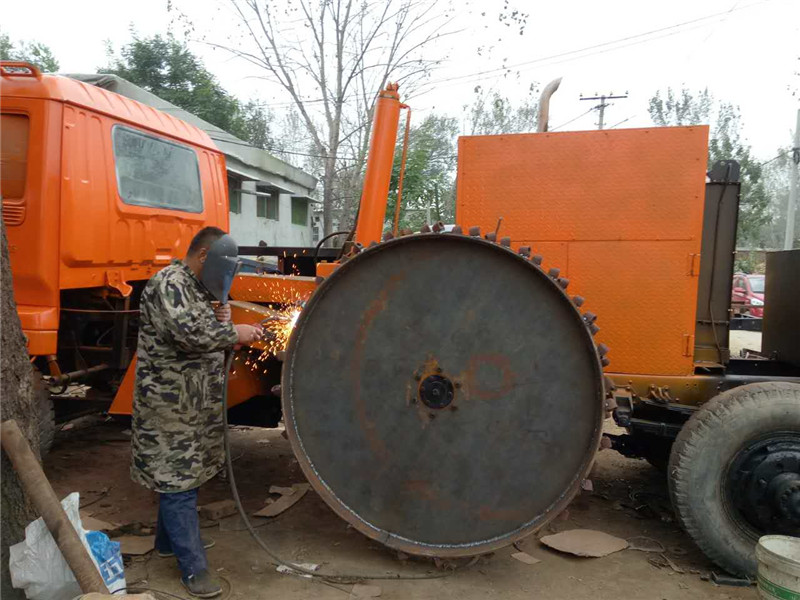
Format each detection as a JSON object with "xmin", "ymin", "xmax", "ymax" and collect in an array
[{"xmin": 201, "ymin": 234, "xmax": 241, "ymax": 303}]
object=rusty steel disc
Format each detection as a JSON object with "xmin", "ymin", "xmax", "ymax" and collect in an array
[{"xmin": 282, "ymin": 234, "xmax": 605, "ymax": 556}]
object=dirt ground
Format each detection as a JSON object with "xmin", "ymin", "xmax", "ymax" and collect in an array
[
  {"xmin": 44, "ymin": 418, "xmax": 757, "ymax": 600},
  {"xmin": 728, "ymin": 330, "xmax": 762, "ymax": 356}
]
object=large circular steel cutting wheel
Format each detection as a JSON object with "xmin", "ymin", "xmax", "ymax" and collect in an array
[{"xmin": 282, "ymin": 233, "xmax": 605, "ymax": 556}]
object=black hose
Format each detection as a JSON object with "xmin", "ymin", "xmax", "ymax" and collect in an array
[
  {"xmin": 220, "ymin": 350, "xmax": 459, "ymax": 585},
  {"xmin": 312, "ymin": 230, "xmax": 351, "ymax": 263},
  {"xmin": 221, "ymin": 350, "xmax": 331, "ymax": 579}
]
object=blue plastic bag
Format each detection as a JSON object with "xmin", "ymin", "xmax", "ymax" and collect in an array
[
  {"xmin": 9, "ymin": 493, "xmax": 126, "ymax": 599},
  {"xmin": 85, "ymin": 531, "xmax": 126, "ymax": 593}
]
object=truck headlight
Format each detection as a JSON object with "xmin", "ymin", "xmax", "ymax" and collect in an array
[{"xmin": 751, "ymin": 298, "xmax": 764, "ymax": 306}]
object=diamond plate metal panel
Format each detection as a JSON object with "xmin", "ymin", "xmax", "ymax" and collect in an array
[{"xmin": 456, "ymin": 126, "xmax": 709, "ymax": 376}]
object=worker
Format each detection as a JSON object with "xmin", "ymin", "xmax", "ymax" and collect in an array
[{"xmin": 131, "ymin": 226, "xmax": 263, "ymax": 598}]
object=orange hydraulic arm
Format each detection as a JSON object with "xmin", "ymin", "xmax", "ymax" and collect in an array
[{"xmin": 353, "ymin": 84, "xmax": 404, "ymax": 247}]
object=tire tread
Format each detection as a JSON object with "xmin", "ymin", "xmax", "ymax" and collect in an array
[{"xmin": 668, "ymin": 382, "xmax": 800, "ymax": 576}]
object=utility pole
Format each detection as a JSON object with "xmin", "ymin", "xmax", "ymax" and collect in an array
[
  {"xmin": 784, "ymin": 109, "xmax": 800, "ymax": 250},
  {"xmin": 580, "ymin": 92, "xmax": 629, "ymax": 130}
]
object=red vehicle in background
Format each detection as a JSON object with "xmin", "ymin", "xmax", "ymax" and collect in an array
[{"xmin": 732, "ymin": 273, "xmax": 765, "ymax": 317}]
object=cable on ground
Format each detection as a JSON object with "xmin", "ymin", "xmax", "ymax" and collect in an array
[{"xmin": 220, "ymin": 350, "xmax": 466, "ymax": 586}]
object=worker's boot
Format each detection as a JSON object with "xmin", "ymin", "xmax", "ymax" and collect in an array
[
  {"xmin": 158, "ymin": 537, "xmax": 216, "ymax": 558},
  {"xmin": 181, "ymin": 569, "xmax": 222, "ymax": 598}
]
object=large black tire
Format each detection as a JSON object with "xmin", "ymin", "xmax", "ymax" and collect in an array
[
  {"xmin": 34, "ymin": 372, "xmax": 55, "ymax": 456},
  {"xmin": 668, "ymin": 382, "xmax": 800, "ymax": 576}
]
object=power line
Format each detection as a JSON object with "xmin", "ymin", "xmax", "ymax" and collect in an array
[
  {"xmin": 416, "ymin": 0, "xmax": 775, "ymax": 92},
  {"xmin": 580, "ymin": 93, "xmax": 629, "ymax": 130},
  {"xmin": 760, "ymin": 150, "xmax": 792, "ymax": 166},
  {"xmin": 608, "ymin": 115, "xmax": 637, "ymax": 129},
  {"xmin": 550, "ymin": 108, "xmax": 596, "ymax": 131},
  {"xmin": 189, "ymin": 0, "xmax": 775, "ymax": 114},
  {"xmin": 684, "ymin": 0, "xmax": 743, "ymax": 64}
]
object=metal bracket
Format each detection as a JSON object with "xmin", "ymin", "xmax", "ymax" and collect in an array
[
  {"xmin": 105, "ymin": 270, "xmax": 132, "ymax": 297},
  {"xmin": 683, "ymin": 333, "xmax": 694, "ymax": 357},
  {"xmin": 687, "ymin": 253, "xmax": 701, "ymax": 276}
]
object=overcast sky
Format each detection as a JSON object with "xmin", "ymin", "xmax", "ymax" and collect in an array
[{"xmin": 3, "ymin": 0, "xmax": 798, "ymax": 159}]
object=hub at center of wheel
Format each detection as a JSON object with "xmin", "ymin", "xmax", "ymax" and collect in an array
[{"xmin": 419, "ymin": 374, "xmax": 455, "ymax": 409}]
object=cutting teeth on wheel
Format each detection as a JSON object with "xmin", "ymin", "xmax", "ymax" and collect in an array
[
  {"xmin": 588, "ymin": 322, "xmax": 600, "ymax": 336},
  {"xmin": 285, "ymin": 232, "xmax": 608, "ymax": 558},
  {"xmin": 420, "ymin": 224, "xmax": 432, "ymax": 233},
  {"xmin": 583, "ymin": 312, "xmax": 597, "ymax": 324},
  {"xmin": 383, "ymin": 232, "xmax": 394, "ymax": 241},
  {"xmin": 369, "ymin": 241, "xmax": 378, "ymax": 248},
  {"xmin": 601, "ymin": 357, "xmax": 610, "ymax": 367}
]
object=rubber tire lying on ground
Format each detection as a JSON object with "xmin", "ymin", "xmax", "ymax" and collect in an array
[{"xmin": 668, "ymin": 382, "xmax": 800, "ymax": 577}]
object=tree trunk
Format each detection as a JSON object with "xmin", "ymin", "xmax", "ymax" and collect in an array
[
  {"xmin": 322, "ymin": 154, "xmax": 337, "ymax": 242},
  {"xmin": 434, "ymin": 183, "xmax": 441, "ymax": 222},
  {"xmin": 1, "ymin": 219, "xmax": 38, "ymax": 599}
]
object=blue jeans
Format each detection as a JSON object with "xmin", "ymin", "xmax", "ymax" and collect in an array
[{"xmin": 155, "ymin": 488, "xmax": 207, "ymax": 577}]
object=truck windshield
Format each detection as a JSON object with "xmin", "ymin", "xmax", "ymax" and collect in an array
[{"xmin": 112, "ymin": 125, "xmax": 203, "ymax": 212}]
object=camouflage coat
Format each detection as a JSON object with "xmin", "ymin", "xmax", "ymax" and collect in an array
[{"xmin": 131, "ymin": 260, "xmax": 238, "ymax": 493}]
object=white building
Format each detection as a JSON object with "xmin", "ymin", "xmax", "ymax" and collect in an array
[
  {"xmin": 311, "ymin": 206, "xmax": 342, "ymax": 245},
  {"xmin": 68, "ymin": 74, "xmax": 318, "ymax": 247}
]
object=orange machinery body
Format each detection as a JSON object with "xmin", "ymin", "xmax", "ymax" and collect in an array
[
  {"xmin": 1, "ymin": 63, "xmax": 271, "ymax": 413},
  {"xmin": 1, "ymin": 64, "xmax": 230, "ymax": 357},
  {"xmin": 456, "ymin": 126, "xmax": 709, "ymax": 377}
]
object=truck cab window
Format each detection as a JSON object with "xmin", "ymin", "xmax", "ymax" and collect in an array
[
  {"xmin": 0, "ymin": 114, "xmax": 30, "ymax": 200},
  {"xmin": 112, "ymin": 125, "xmax": 203, "ymax": 212}
]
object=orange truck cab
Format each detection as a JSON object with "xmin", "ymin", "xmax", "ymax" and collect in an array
[{"xmin": 1, "ymin": 62, "xmax": 275, "ymax": 427}]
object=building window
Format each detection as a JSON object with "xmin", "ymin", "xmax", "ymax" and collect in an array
[
  {"xmin": 0, "ymin": 113, "xmax": 29, "ymax": 200},
  {"xmin": 291, "ymin": 197, "xmax": 308, "ymax": 226},
  {"xmin": 112, "ymin": 125, "xmax": 202, "ymax": 212},
  {"xmin": 256, "ymin": 185, "xmax": 279, "ymax": 220},
  {"xmin": 227, "ymin": 175, "xmax": 241, "ymax": 214}
]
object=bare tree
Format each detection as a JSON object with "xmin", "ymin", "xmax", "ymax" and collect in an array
[{"xmin": 191, "ymin": 0, "xmax": 456, "ymax": 238}]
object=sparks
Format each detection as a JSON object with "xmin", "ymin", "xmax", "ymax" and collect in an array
[{"xmin": 261, "ymin": 304, "xmax": 303, "ymax": 356}]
